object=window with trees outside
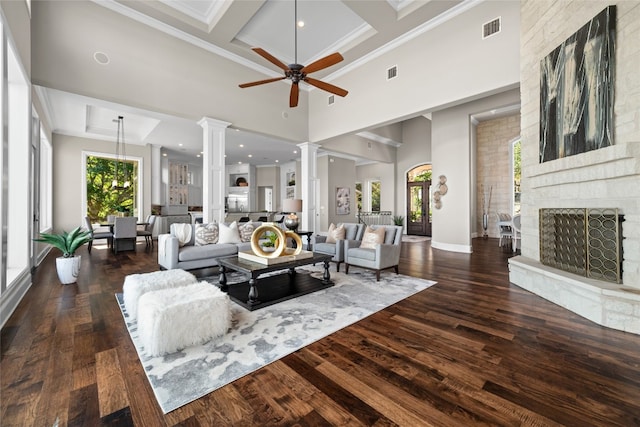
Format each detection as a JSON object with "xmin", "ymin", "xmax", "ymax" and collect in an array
[
  {"xmin": 513, "ymin": 139, "xmax": 521, "ymax": 215},
  {"xmin": 86, "ymin": 155, "xmax": 138, "ymax": 222},
  {"xmin": 355, "ymin": 182, "xmax": 362, "ymax": 211},
  {"xmin": 370, "ymin": 181, "xmax": 381, "ymax": 212}
]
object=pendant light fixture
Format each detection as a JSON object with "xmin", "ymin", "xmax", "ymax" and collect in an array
[{"xmin": 112, "ymin": 115, "xmax": 131, "ymax": 189}]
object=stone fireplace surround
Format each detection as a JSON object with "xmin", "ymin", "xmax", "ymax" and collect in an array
[{"xmin": 508, "ymin": 1, "xmax": 640, "ymax": 335}]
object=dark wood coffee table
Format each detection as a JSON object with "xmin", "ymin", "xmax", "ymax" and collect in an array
[{"xmin": 216, "ymin": 253, "xmax": 333, "ymax": 311}]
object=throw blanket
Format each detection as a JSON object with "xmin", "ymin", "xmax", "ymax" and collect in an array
[{"xmin": 173, "ymin": 223, "xmax": 192, "ymax": 247}]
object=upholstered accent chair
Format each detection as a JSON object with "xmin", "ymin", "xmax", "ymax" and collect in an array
[
  {"xmin": 345, "ymin": 225, "xmax": 403, "ymax": 281},
  {"xmin": 314, "ymin": 223, "xmax": 365, "ymax": 272}
]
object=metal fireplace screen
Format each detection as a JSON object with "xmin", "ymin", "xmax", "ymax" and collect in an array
[{"xmin": 539, "ymin": 208, "xmax": 623, "ymax": 284}]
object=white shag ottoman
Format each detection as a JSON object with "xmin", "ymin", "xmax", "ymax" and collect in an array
[
  {"xmin": 123, "ymin": 269, "xmax": 198, "ymax": 320},
  {"xmin": 137, "ymin": 282, "xmax": 231, "ymax": 357}
]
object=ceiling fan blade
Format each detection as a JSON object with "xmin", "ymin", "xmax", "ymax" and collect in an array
[
  {"xmin": 252, "ymin": 47, "xmax": 290, "ymax": 72},
  {"xmin": 301, "ymin": 52, "xmax": 344, "ymax": 74},
  {"xmin": 304, "ymin": 77, "xmax": 348, "ymax": 97},
  {"xmin": 290, "ymin": 83, "xmax": 299, "ymax": 108},
  {"xmin": 239, "ymin": 76, "xmax": 285, "ymax": 88}
]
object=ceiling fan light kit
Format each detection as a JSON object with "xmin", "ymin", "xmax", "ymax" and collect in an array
[{"xmin": 239, "ymin": 0, "xmax": 349, "ymax": 108}]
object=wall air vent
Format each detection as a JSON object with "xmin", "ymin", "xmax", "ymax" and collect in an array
[
  {"xmin": 328, "ymin": 95, "xmax": 335, "ymax": 105},
  {"xmin": 387, "ymin": 65, "xmax": 398, "ymax": 80},
  {"xmin": 483, "ymin": 17, "xmax": 501, "ymax": 39}
]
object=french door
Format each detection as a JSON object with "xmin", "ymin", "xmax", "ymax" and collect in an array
[{"xmin": 407, "ymin": 181, "xmax": 431, "ymax": 236}]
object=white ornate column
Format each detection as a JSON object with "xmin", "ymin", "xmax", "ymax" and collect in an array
[
  {"xmin": 298, "ymin": 142, "xmax": 320, "ymax": 232},
  {"xmin": 198, "ymin": 117, "xmax": 231, "ymax": 224}
]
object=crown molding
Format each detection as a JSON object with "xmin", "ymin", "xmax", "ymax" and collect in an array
[{"xmin": 356, "ymin": 131, "xmax": 402, "ymax": 148}]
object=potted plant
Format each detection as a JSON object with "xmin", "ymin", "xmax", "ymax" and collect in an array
[
  {"xmin": 392, "ymin": 215, "xmax": 405, "ymax": 226},
  {"xmin": 35, "ymin": 226, "xmax": 92, "ymax": 284},
  {"xmin": 261, "ymin": 231, "xmax": 279, "ymax": 252}
]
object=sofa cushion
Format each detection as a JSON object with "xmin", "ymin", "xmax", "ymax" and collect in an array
[
  {"xmin": 360, "ymin": 226, "xmax": 386, "ymax": 249},
  {"xmin": 238, "ymin": 221, "xmax": 255, "ymax": 243},
  {"xmin": 195, "ymin": 223, "xmax": 219, "ymax": 246},
  {"xmin": 326, "ymin": 223, "xmax": 345, "ymax": 243},
  {"xmin": 315, "ymin": 242, "xmax": 337, "ymax": 255},
  {"xmin": 383, "ymin": 227, "xmax": 397, "ymax": 245},
  {"xmin": 219, "ymin": 221, "xmax": 242, "ymax": 244},
  {"xmin": 343, "ymin": 223, "xmax": 360, "ymax": 240},
  {"xmin": 178, "ymin": 243, "xmax": 238, "ymax": 262},
  {"xmin": 348, "ymin": 247, "xmax": 376, "ymax": 261}
]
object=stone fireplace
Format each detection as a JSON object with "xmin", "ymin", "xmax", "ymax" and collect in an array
[
  {"xmin": 539, "ymin": 208, "xmax": 623, "ymax": 284},
  {"xmin": 509, "ymin": 1, "xmax": 640, "ymax": 335}
]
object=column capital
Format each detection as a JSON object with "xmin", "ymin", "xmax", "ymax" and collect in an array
[
  {"xmin": 297, "ymin": 142, "xmax": 321, "ymax": 151},
  {"xmin": 198, "ymin": 117, "xmax": 232, "ymax": 130}
]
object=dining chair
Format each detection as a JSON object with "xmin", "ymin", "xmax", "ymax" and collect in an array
[
  {"xmin": 496, "ymin": 212, "xmax": 514, "ymax": 248},
  {"xmin": 85, "ymin": 216, "xmax": 113, "ymax": 253},
  {"xmin": 511, "ymin": 214, "xmax": 521, "ymax": 253},
  {"xmin": 137, "ymin": 215, "xmax": 156, "ymax": 248},
  {"xmin": 113, "ymin": 216, "xmax": 138, "ymax": 254}
]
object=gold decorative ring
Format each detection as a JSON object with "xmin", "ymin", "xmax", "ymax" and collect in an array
[{"xmin": 250, "ymin": 224, "xmax": 287, "ymax": 258}]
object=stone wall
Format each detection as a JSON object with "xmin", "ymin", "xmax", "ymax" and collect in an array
[
  {"xmin": 476, "ymin": 114, "xmax": 521, "ymax": 238},
  {"xmin": 510, "ymin": 0, "xmax": 640, "ymax": 334}
]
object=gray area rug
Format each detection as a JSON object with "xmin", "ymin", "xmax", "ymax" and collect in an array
[{"xmin": 116, "ymin": 266, "xmax": 436, "ymax": 414}]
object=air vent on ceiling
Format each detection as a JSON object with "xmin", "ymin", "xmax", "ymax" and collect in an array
[
  {"xmin": 328, "ymin": 95, "xmax": 335, "ymax": 105},
  {"xmin": 483, "ymin": 17, "xmax": 501, "ymax": 39},
  {"xmin": 387, "ymin": 65, "xmax": 398, "ymax": 80}
]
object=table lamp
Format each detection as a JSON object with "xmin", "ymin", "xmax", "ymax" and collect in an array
[{"xmin": 282, "ymin": 199, "xmax": 302, "ymax": 232}]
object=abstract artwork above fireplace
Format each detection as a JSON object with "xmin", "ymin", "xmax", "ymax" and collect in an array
[{"xmin": 539, "ymin": 6, "xmax": 616, "ymax": 163}]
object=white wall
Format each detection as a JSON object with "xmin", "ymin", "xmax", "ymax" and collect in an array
[
  {"xmin": 53, "ymin": 134, "xmax": 152, "ymax": 232},
  {"xmin": 431, "ymin": 88, "xmax": 520, "ymax": 253},
  {"xmin": 308, "ymin": 0, "xmax": 521, "ymax": 142},
  {"xmin": 396, "ymin": 117, "xmax": 432, "ymax": 222}
]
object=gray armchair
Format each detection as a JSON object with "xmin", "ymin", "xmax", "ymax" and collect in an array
[
  {"xmin": 345, "ymin": 225, "xmax": 403, "ymax": 281},
  {"xmin": 314, "ymin": 223, "xmax": 365, "ymax": 271}
]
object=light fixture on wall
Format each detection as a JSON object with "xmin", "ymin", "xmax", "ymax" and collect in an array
[
  {"xmin": 112, "ymin": 115, "xmax": 130, "ymax": 190},
  {"xmin": 282, "ymin": 198, "xmax": 302, "ymax": 232}
]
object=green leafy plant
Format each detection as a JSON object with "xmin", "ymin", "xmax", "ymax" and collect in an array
[
  {"xmin": 392, "ymin": 215, "xmax": 405, "ymax": 226},
  {"xmin": 261, "ymin": 231, "xmax": 279, "ymax": 248},
  {"xmin": 34, "ymin": 226, "xmax": 92, "ymax": 258}
]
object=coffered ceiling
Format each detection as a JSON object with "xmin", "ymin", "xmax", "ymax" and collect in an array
[{"xmin": 36, "ymin": 0, "xmax": 478, "ymax": 165}]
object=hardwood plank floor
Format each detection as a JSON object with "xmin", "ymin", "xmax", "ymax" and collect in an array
[{"xmin": 2, "ymin": 237, "xmax": 640, "ymax": 426}]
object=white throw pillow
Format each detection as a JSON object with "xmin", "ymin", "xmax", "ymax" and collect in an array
[
  {"xmin": 173, "ymin": 223, "xmax": 192, "ymax": 247},
  {"xmin": 360, "ymin": 226, "xmax": 386, "ymax": 249},
  {"xmin": 325, "ymin": 223, "xmax": 345, "ymax": 244},
  {"xmin": 195, "ymin": 223, "xmax": 219, "ymax": 246},
  {"xmin": 218, "ymin": 221, "xmax": 242, "ymax": 244}
]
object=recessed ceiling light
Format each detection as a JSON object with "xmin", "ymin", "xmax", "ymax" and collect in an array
[
  {"xmin": 162, "ymin": 153, "xmax": 167, "ymax": 157},
  {"xmin": 248, "ymin": 154, "xmax": 253, "ymax": 158},
  {"xmin": 297, "ymin": 20, "xmax": 305, "ymax": 28},
  {"xmin": 238, "ymin": 161, "xmax": 242, "ymax": 164},
  {"xmin": 275, "ymin": 160, "xmax": 279, "ymax": 163},
  {"xmin": 196, "ymin": 154, "xmax": 201, "ymax": 158},
  {"xmin": 293, "ymin": 150, "xmax": 298, "ymax": 154},
  {"xmin": 239, "ymin": 144, "xmax": 244, "ymax": 148},
  {"xmin": 178, "ymin": 143, "xmax": 183, "ymax": 147},
  {"xmin": 93, "ymin": 51, "xmax": 110, "ymax": 65}
]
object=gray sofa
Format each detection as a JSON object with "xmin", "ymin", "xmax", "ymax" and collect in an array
[{"xmin": 158, "ymin": 222, "xmax": 262, "ymax": 270}]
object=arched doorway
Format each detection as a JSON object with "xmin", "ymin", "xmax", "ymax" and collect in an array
[{"xmin": 406, "ymin": 165, "xmax": 432, "ymax": 236}]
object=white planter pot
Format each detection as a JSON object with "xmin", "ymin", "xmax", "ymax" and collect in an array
[{"xmin": 56, "ymin": 256, "xmax": 82, "ymax": 284}]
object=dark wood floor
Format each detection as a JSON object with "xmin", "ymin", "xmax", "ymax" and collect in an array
[{"xmin": 2, "ymin": 238, "xmax": 640, "ymax": 426}]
